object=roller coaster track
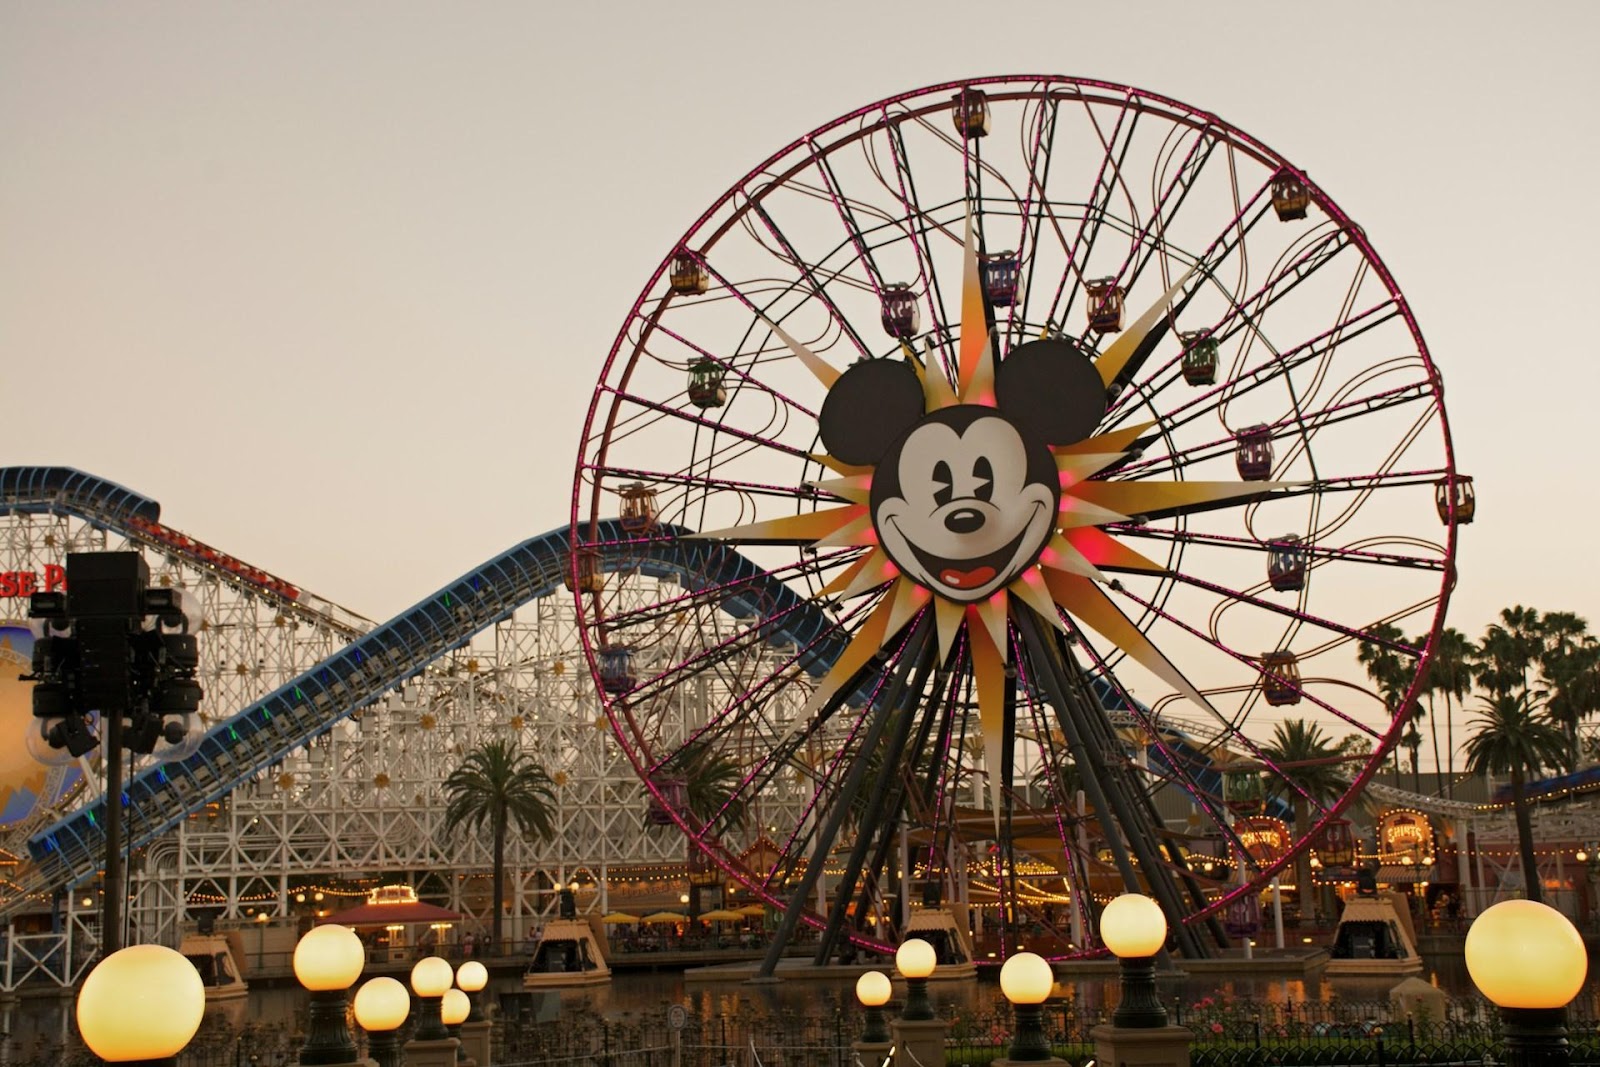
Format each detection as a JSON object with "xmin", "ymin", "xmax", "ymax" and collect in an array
[{"xmin": 1, "ymin": 466, "xmax": 1250, "ymax": 917}]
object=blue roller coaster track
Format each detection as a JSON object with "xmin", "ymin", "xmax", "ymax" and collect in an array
[{"xmin": 3, "ymin": 466, "xmax": 1248, "ymax": 905}]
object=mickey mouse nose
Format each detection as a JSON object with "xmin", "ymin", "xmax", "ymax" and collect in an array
[{"xmin": 944, "ymin": 508, "xmax": 986, "ymax": 535}]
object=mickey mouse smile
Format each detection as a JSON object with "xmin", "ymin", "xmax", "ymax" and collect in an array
[{"xmin": 888, "ymin": 501, "xmax": 1048, "ymax": 593}]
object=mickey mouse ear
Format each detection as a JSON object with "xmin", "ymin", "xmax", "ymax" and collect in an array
[
  {"xmin": 994, "ymin": 338, "xmax": 1107, "ymax": 446},
  {"xmin": 818, "ymin": 359, "xmax": 925, "ymax": 466}
]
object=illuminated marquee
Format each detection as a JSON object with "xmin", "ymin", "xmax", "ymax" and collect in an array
[
  {"xmin": 1378, "ymin": 809, "xmax": 1434, "ymax": 863},
  {"xmin": 1231, "ymin": 815, "xmax": 1291, "ymax": 867}
]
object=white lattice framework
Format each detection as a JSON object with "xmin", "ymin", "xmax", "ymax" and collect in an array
[{"xmin": 1, "ymin": 510, "xmax": 815, "ymax": 961}]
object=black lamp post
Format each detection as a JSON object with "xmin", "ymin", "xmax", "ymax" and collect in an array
[
  {"xmin": 895, "ymin": 938, "xmax": 937, "ymax": 1021},
  {"xmin": 999, "ymin": 951, "xmax": 1056, "ymax": 1061},
  {"xmin": 410, "ymin": 955, "xmax": 455, "ymax": 1042},
  {"xmin": 1100, "ymin": 893, "xmax": 1169, "ymax": 1029},
  {"xmin": 1466, "ymin": 899, "xmax": 1588, "ymax": 1067},
  {"xmin": 855, "ymin": 971, "xmax": 892, "ymax": 1044},
  {"xmin": 352, "ymin": 977, "xmax": 409, "ymax": 1067},
  {"xmin": 293, "ymin": 924, "xmax": 367, "ymax": 1065}
]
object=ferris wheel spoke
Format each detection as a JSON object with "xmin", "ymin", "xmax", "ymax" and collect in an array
[
  {"xmin": 598, "ymin": 385, "xmax": 813, "ymax": 461},
  {"xmin": 744, "ymin": 198, "xmax": 876, "ymax": 362},
  {"xmin": 1111, "ymin": 127, "xmax": 1220, "ymax": 297},
  {"xmin": 1112, "ymin": 526, "xmax": 1446, "ymax": 573},
  {"xmin": 811, "ymin": 148, "xmax": 895, "ymax": 301},
  {"xmin": 1105, "ymin": 298, "xmax": 1402, "ymax": 441},
  {"xmin": 877, "ymin": 117, "xmax": 958, "ymax": 370},
  {"xmin": 1107, "ymin": 581, "xmax": 1385, "ymax": 741},
  {"xmin": 1042, "ymin": 91, "xmax": 1142, "ymax": 329}
]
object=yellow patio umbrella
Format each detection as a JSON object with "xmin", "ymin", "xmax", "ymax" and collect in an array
[
  {"xmin": 737, "ymin": 904, "xmax": 767, "ymax": 917},
  {"xmin": 641, "ymin": 911, "xmax": 688, "ymax": 923},
  {"xmin": 601, "ymin": 912, "xmax": 640, "ymax": 924},
  {"xmin": 697, "ymin": 909, "xmax": 744, "ymax": 923}
]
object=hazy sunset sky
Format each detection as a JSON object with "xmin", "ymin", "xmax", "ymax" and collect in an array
[{"xmin": 3, "ymin": 1, "xmax": 1595, "ymax": 642}]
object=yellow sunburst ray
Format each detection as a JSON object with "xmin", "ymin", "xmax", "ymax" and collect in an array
[
  {"xmin": 1041, "ymin": 570, "xmax": 1218, "ymax": 717},
  {"xmin": 692, "ymin": 505, "xmax": 865, "ymax": 543},
  {"xmin": 934, "ymin": 598, "xmax": 965, "ymax": 665},
  {"xmin": 1009, "ymin": 570, "xmax": 1068, "ymax": 631},
  {"xmin": 1057, "ymin": 451, "xmax": 1130, "ymax": 488},
  {"xmin": 757, "ymin": 311, "xmax": 840, "ymax": 389},
  {"xmin": 967, "ymin": 615, "xmax": 1009, "ymax": 829},
  {"xmin": 956, "ymin": 208, "xmax": 991, "ymax": 397},
  {"xmin": 800, "ymin": 592, "xmax": 898, "ymax": 719},
  {"xmin": 814, "ymin": 512, "xmax": 875, "ymax": 548},
  {"xmin": 1036, "ymin": 534, "xmax": 1108, "ymax": 582},
  {"xmin": 1057, "ymin": 421, "xmax": 1156, "ymax": 456},
  {"xmin": 970, "ymin": 596, "xmax": 1010, "ymax": 666},
  {"xmin": 959, "ymin": 330, "xmax": 996, "ymax": 407},
  {"xmin": 1058, "ymin": 495, "xmax": 1131, "ymax": 530},
  {"xmin": 818, "ymin": 555, "xmax": 873, "ymax": 598},
  {"xmin": 915, "ymin": 354, "xmax": 959, "ymax": 412},
  {"xmin": 836, "ymin": 549, "xmax": 898, "ymax": 600},
  {"xmin": 809, "ymin": 453, "xmax": 873, "ymax": 478},
  {"xmin": 1095, "ymin": 267, "xmax": 1197, "ymax": 388},
  {"xmin": 1060, "ymin": 527, "xmax": 1166, "ymax": 574},
  {"xmin": 806, "ymin": 474, "xmax": 872, "ymax": 505},
  {"xmin": 1068, "ymin": 479, "xmax": 1288, "ymax": 520},
  {"xmin": 884, "ymin": 578, "xmax": 931, "ymax": 639}
]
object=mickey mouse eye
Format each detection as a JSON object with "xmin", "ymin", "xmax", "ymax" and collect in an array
[
  {"xmin": 973, "ymin": 457, "xmax": 994, "ymax": 502},
  {"xmin": 932, "ymin": 460, "xmax": 954, "ymax": 507}
]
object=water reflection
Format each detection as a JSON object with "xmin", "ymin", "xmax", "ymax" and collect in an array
[{"xmin": 0, "ymin": 953, "xmax": 1508, "ymax": 1060}]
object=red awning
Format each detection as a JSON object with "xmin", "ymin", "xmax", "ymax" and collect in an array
[{"xmin": 319, "ymin": 900, "xmax": 461, "ymax": 926}]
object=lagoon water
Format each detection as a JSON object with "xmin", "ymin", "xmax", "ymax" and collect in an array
[{"xmin": 1, "ymin": 952, "xmax": 1501, "ymax": 1062}]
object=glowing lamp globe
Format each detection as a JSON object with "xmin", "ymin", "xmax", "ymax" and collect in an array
[
  {"xmin": 457, "ymin": 960, "xmax": 489, "ymax": 993},
  {"xmin": 76, "ymin": 944, "xmax": 205, "ymax": 1062},
  {"xmin": 999, "ymin": 952, "xmax": 1054, "ymax": 1005},
  {"xmin": 1466, "ymin": 899, "xmax": 1587, "ymax": 1009},
  {"xmin": 856, "ymin": 970, "xmax": 892, "ymax": 1007},
  {"xmin": 410, "ymin": 955, "xmax": 455, "ymax": 997},
  {"xmin": 441, "ymin": 988, "xmax": 471, "ymax": 1026},
  {"xmin": 1100, "ymin": 893, "xmax": 1167, "ymax": 958},
  {"xmin": 293, "ymin": 924, "xmax": 365, "ymax": 991},
  {"xmin": 895, "ymin": 938, "xmax": 937, "ymax": 979},
  {"xmin": 352, "ymin": 977, "xmax": 411, "ymax": 1032}
]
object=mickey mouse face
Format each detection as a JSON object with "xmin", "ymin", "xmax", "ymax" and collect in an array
[
  {"xmin": 818, "ymin": 338, "xmax": 1106, "ymax": 604},
  {"xmin": 873, "ymin": 407, "xmax": 1058, "ymax": 601}
]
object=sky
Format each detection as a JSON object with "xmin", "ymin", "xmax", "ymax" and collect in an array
[{"xmin": 3, "ymin": 0, "xmax": 1596, "ymax": 643}]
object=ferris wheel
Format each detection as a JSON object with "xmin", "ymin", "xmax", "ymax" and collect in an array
[{"xmin": 572, "ymin": 76, "xmax": 1466, "ymax": 961}]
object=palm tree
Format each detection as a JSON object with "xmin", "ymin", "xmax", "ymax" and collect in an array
[
  {"xmin": 1259, "ymin": 719, "xmax": 1349, "ymax": 922},
  {"xmin": 1476, "ymin": 606, "xmax": 1544, "ymax": 700},
  {"xmin": 1462, "ymin": 692, "xmax": 1566, "ymax": 903},
  {"xmin": 1538, "ymin": 612, "xmax": 1597, "ymax": 773},
  {"xmin": 1429, "ymin": 628, "xmax": 1476, "ymax": 797},
  {"xmin": 1358, "ymin": 623, "xmax": 1419, "ymax": 788},
  {"xmin": 659, "ymin": 740, "xmax": 749, "ymax": 917},
  {"xmin": 443, "ymin": 738, "xmax": 557, "ymax": 949}
]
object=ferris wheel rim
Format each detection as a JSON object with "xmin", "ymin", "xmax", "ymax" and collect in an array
[{"xmin": 571, "ymin": 74, "xmax": 1462, "ymax": 956}]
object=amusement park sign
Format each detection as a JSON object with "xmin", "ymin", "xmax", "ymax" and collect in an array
[{"xmin": 0, "ymin": 565, "xmax": 65, "ymax": 598}]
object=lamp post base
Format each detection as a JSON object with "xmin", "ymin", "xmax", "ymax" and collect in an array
[
  {"xmin": 853, "ymin": 1039, "xmax": 893, "ymax": 1067},
  {"xmin": 1113, "ymin": 955, "xmax": 1169, "ymax": 1028},
  {"xmin": 459, "ymin": 1019, "xmax": 492, "ymax": 1067},
  {"xmin": 1501, "ymin": 1007, "xmax": 1571, "ymax": 1067},
  {"xmin": 891, "ymin": 1016, "xmax": 947, "ymax": 1067},
  {"xmin": 1091, "ymin": 1022, "xmax": 1193, "ymax": 1067},
  {"xmin": 403, "ymin": 1037, "xmax": 462, "ymax": 1067}
]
